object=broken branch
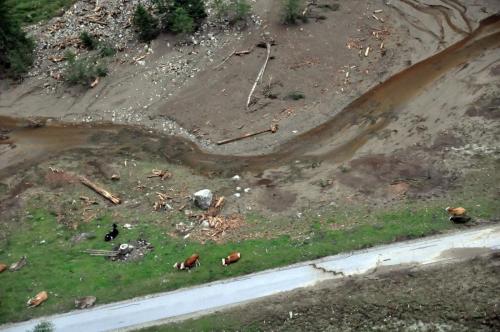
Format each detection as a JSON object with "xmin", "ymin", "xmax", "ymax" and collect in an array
[
  {"xmin": 216, "ymin": 124, "xmax": 278, "ymax": 145},
  {"xmin": 80, "ymin": 176, "xmax": 121, "ymax": 205}
]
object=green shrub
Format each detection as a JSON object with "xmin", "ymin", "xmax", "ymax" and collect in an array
[
  {"xmin": 170, "ymin": 7, "xmax": 195, "ymax": 34},
  {"xmin": 98, "ymin": 43, "xmax": 117, "ymax": 57},
  {"xmin": 282, "ymin": 0, "xmax": 304, "ymax": 24},
  {"xmin": 153, "ymin": 0, "xmax": 206, "ymax": 33},
  {"xmin": 133, "ymin": 4, "xmax": 160, "ymax": 42},
  {"xmin": 64, "ymin": 53, "xmax": 108, "ymax": 87},
  {"xmin": 212, "ymin": 0, "xmax": 229, "ymax": 20},
  {"xmin": 231, "ymin": 0, "xmax": 251, "ymax": 22},
  {"xmin": 30, "ymin": 321, "xmax": 54, "ymax": 332},
  {"xmin": 286, "ymin": 91, "xmax": 305, "ymax": 100},
  {"xmin": 79, "ymin": 31, "xmax": 98, "ymax": 50},
  {"xmin": 0, "ymin": 0, "xmax": 35, "ymax": 78}
]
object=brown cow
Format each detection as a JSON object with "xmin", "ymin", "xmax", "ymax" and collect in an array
[
  {"xmin": 27, "ymin": 291, "xmax": 48, "ymax": 307},
  {"xmin": 445, "ymin": 207, "xmax": 466, "ymax": 216},
  {"xmin": 222, "ymin": 252, "xmax": 241, "ymax": 266},
  {"xmin": 173, "ymin": 254, "xmax": 200, "ymax": 270},
  {"xmin": 0, "ymin": 263, "xmax": 7, "ymax": 273}
]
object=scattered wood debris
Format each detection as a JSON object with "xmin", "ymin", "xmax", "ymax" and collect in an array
[
  {"xmin": 216, "ymin": 124, "xmax": 278, "ymax": 145},
  {"xmin": 111, "ymin": 174, "xmax": 120, "ymax": 181},
  {"xmin": 153, "ymin": 192, "xmax": 173, "ymax": 211},
  {"xmin": 80, "ymin": 196, "xmax": 98, "ymax": 205},
  {"xmin": 84, "ymin": 249, "xmax": 118, "ymax": 257},
  {"xmin": 90, "ymin": 77, "xmax": 100, "ymax": 88},
  {"xmin": 9, "ymin": 256, "xmax": 27, "ymax": 272},
  {"xmin": 80, "ymin": 176, "xmax": 121, "ymax": 205},
  {"xmin": 214, "ymin": 46, "xmax": 254, "ymax": 69},
  {"xmin": 27, "ymin": 291, "xmax": 48, "ymax": 308},
  {"xmin": 148, "ymin": 169, "xmax": 172, "ymax": 180}
]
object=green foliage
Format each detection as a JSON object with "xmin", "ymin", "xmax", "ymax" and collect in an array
[
  {"xmin": 79, "ymin": 31, "xmax": 98, "ymax": 50},
  {"xmin": 5, "ymin": 0, "xmax": 75, "ymax": 25},
  {"xmin": 231, "ymin": 0, "xmax": 251, "ymax": 22},
  {"xmin": 64, "ymin": 53, "xmax": 108, "ymax": 86},
  {"xmin": 29, "ymin": 321, "xmax": 54, "ymax": 332},
  {"xmin": 282, "ymin": 0, "xmax": 304, "ymax": 25},
  {"xmin": 211, "ymin": 0, "xmax": 252, "ymax": 24},
  {"xmin": 98, "ymin": 43, "xmax": 117, "ymax": 58},
  {"xmin": 212, "ymin": 0, "xmax": 229, "ymax": 20},
  {"xmin": 286, "ymin": 91, "xmax": 305, "ymax": 100},
  {"xmin": 170, "ymin": 7, "xmax": 195, "ymax": 34},
  {"xmin": 133, "ymin": 4, "xmax": 160, "ymax": 42},
  {"xmin": 0, "ymin": 0, "xmax": 35, "ymax": 78},
  {"xmin": 153, "ymin": 0, "xmax": 206, "ymax": 33}
]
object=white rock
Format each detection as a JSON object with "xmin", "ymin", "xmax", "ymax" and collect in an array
[
  {"xmin": 234, "ymin": 193, "xmax": 241, "ymax": 198},
  {"xmin": 236, "ymin": 186, "xmax": 242, "ymax": 191},
  {"xmin": 244, "ymin": 188, "xmax": 251, "ymax": 193},
  {"xmin": 193, "ymin": 189, "xmax": 213, "ymax": 210},
  {"xmin": 231, "ymin": 175, "xmax": 241, "ymax": 181}
]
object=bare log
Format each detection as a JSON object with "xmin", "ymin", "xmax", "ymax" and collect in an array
[
  {"xmin": 246, "ymin": 42, "xmax": 271, "ymax": 109},
  {"xmin": 217, "ymin": 124, "xmax": 278, "ymax": 145},
  {"xmin": 80, "ymin": 176, "xmax": 121, "ymax": 205}
]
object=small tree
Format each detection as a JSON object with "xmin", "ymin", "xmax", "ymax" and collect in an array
[
  {"xmin": 282, "ymin": 0, "xmax": 304, "ymax": 24},
  {"xmin": 170, "ymin": 7, "xmax": 195, "ymax": 34},
  {"xmin": 80, "ymin": 31, "xmax": 98, "ymax": 50},
  {"xmin": 231, "ymin": 0, "xmax": 252, "ymax": 22},
  {"xmin": 0, "ymin": 0, "xmax": 35, "ymax": 78},
  {"xmin": 133, "ymin": 4, "xmax": 159, "ymax": 42},
  {"xmin": 30, "ymin": 321, "xmax": 54, "ymax": 332}
]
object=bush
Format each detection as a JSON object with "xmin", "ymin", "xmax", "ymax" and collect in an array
[
  {"xmin": 79, "ymin": 31, "xmax": 98, "ymax": 50},
  {"xmin": 30, "ymin": 321, "xmax": 54, "ymax": 332},
  {"xmin": 64, "ymin": 52, "xmax": 108, "ymax": 87},
  {"xmin": 231, "ymin": 0, "xmax": 251, "ymax": 22},
  {"xmin": 133, "ymin": 4, "xmax": 159, "ymax": 42},
  {"xmin": 98, "ymin": 43, "xmax": 117, "ymax": 57},
  {"xmin": 282, "ymin": 0, "xmax": 304, "ymax": 24},
  {"xmin": 212, "ymin": 0, "xmax": 229, "ymax": 20},
  {"xmin": 0, "ymin": 0, "xmax": 35, "ymax": 78},
  {"xmin": 153, "ymin": 0, "xmax": 206, "ymax": 33},
  {"xmin": 170, "ymin": 7, "xmax": 195, "ymax": 34},
  {"xmin": 286, "ymin": 91, "xmax": 305, "ymax": 100}
]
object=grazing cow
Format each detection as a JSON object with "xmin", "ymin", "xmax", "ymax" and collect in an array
[
  {"xmin": 104, "ymin": 223, "xmax": 119, "ymax": 242},
  {"xmin": 445, "ymin": 207, "xmax": 466, "ymax": 216},
  {"xmin": 27, "ymin": 291, "xmax": 48, "ymax": 307},
  {"xmin": 449, "ymin": 215, "xmax": 472, "ymax": 224},
  {"xmin": 174, "ymin": 254, "xmax": 200, "ymax": 270},
  {"xmin": 222, "ymin": 252, "xmax": 241, "ymax": 266},
  {"xmin": 0, "ymin": 263, "xmax": 6, "ymax": 273}
]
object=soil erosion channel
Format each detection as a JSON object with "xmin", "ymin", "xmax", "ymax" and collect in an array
[{"xmin": 1, "ymin": 14, "xmax": 500, "ymax": 179}]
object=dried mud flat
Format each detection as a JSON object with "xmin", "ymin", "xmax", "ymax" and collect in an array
[{"xmin": 181, "ymin": 253, "xmax": 500, "ymax": 332}]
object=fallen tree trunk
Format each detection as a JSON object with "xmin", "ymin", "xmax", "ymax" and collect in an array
[
  {"xmin": 80, "ymin": 176, "xmax": 121, "ymax": 205},
  {"xmin": 217, "ymin": 124, "xmax": 278, "ymax": 145},
  {"xmin": 246, "ymin": 42, "xmax": 271, "ymax": 109}
]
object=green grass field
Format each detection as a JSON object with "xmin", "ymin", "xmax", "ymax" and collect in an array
[
  {"xmin": 5, "ymin": 0, "xmax": 75, "ymax": 24},
  {"xmin": 1, "ymin": 196, "xmax": 497, "ymax": 324}
]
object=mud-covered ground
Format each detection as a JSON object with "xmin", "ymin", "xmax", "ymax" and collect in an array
[{"xmin": 159, "ymin": 253, "xmax": 500, "ymax": 332}]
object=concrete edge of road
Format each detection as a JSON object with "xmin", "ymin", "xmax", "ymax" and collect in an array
[{"xmin": 1, "ymin": 223, "xmax": 499, "ymax": 331}]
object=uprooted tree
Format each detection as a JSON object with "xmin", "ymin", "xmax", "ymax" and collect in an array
[{"xmin": 0, "ymin": 0, "xmax": 35, "ymax": 78}]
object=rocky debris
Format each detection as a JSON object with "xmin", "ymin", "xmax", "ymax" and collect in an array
[
  {"xmin": 75, "ymin": 296, "xmax": 96, "ymax": 309},
  {"xmin": 25, "ymin": 0, "xmax": 149, "ymax": 79},
  {"xmin": 193, "ymin": 189, "xmax": 213, "ymax": 210},
  {"xmin": 71, "ymin": 232, "xmax": 96, "ymax": 244},
  {"xmin": 9, "ymin": 256, "xmax": 27, "ymax": 272}
]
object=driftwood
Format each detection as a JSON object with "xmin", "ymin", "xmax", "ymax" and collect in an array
[
  {"xmin": 80, "ymin": 176, "xmax": 121, "ymax": 205},
  {"xmin": 246, "ymin": 42, "xmax": 271, "ymax": 109},
  {"xmin": 214, "ymin": 47, "xmax": 254, "ymax": 69},
  {"xmin": 216, "ymin": 124, "xmax": 278, "ymax": 145},
  {"xmin": 84, "ymin": 249, "xmax": 118, "ymax": 257}
]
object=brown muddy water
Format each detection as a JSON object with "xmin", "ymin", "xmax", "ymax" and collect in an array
[{"xmin": 1, "ymin": 14, "xmax": 500, "ymax": 180}]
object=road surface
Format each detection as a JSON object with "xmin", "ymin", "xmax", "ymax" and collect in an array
[{"xmin": 1, "ymin": 224, "xmax": 499, "ymax": 332}]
